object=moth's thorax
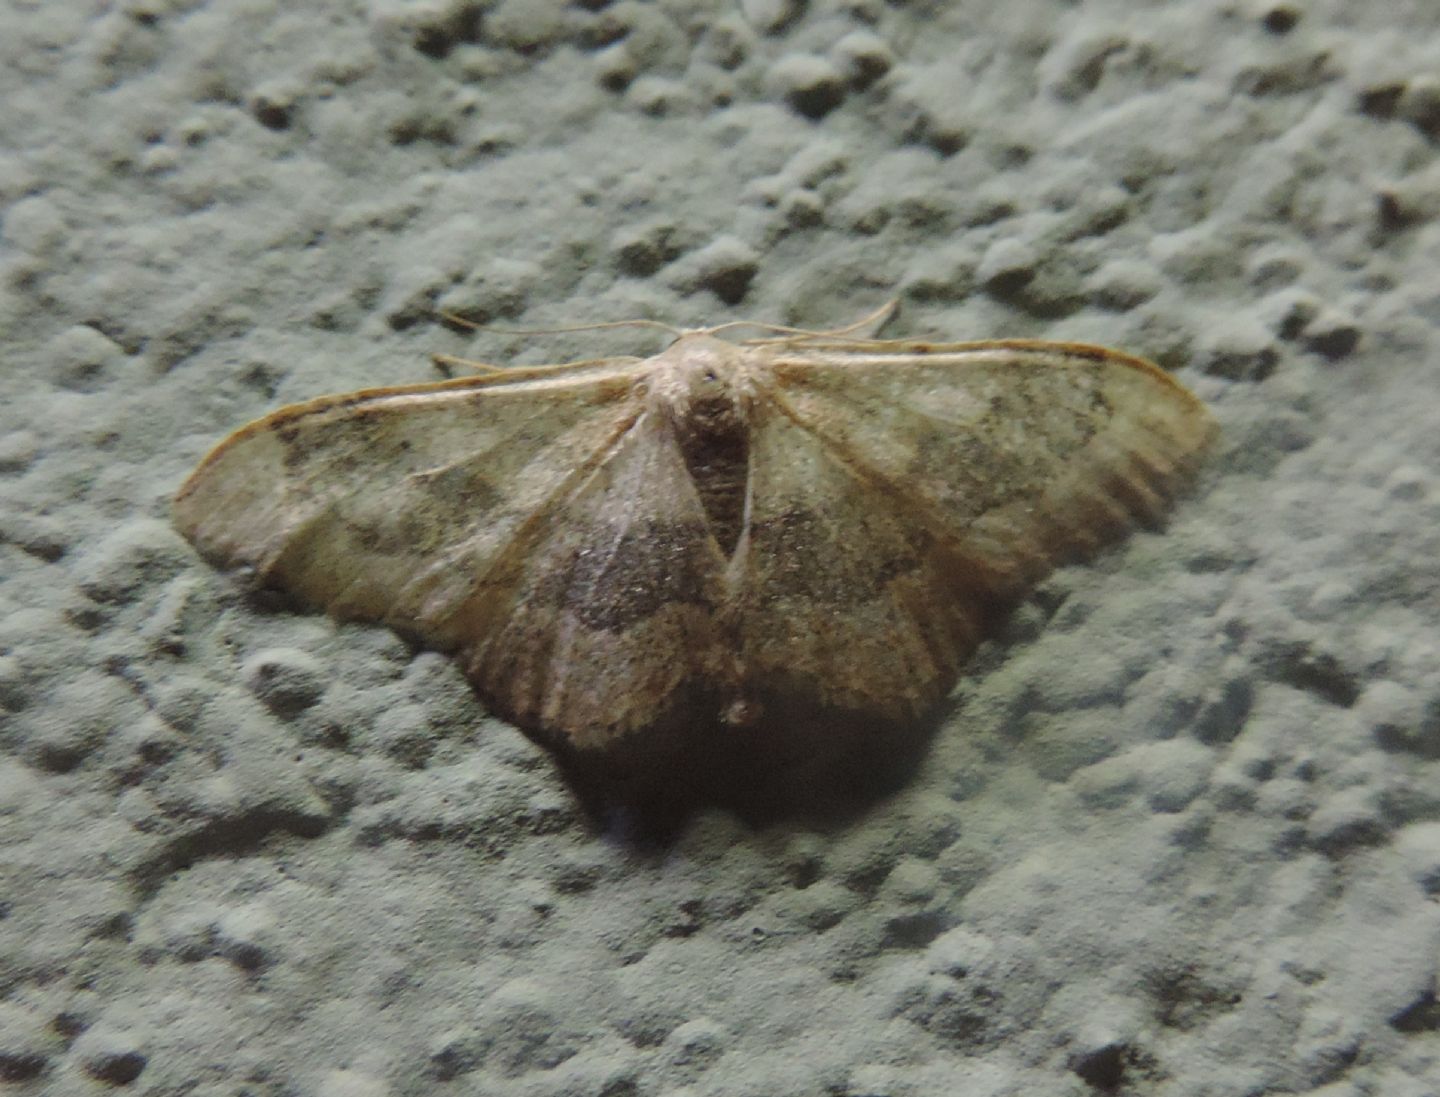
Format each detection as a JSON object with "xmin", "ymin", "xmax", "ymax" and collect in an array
[{"xmin": 648, "ymin": 334, "xmax": 756, "ymax": 558}]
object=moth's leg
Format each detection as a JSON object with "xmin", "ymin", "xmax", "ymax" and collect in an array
[
  {"xmin": 813, "ymin": 299, "xmax": 899, "ymax": 339},
  {"xmin": 732, "ymin": 300, "xmax": 901, "ymax": 346},
  {"xmin": 431, "ymin": 353, "xmax": 507, "ymax": 376}
]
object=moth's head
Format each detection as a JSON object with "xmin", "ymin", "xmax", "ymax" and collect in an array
[{"xmin": 649, "ymin": 333, "xmax": 756, "ymax": 415}]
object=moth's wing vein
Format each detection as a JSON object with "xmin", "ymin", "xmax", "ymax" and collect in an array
[
  {"xmin": 762, "ymin": 343, "xmax": 1216, "ymax": 591},
  {"xmin": 734, "ymin": 389, "xmax": 988, "ymax": 719},
  {"xmin": 398, "ymin": 403, "xmax": 646, "ymax": 639},
  {"xmin": 457, "ymin": 408, "xmax": 737, "ymax": 745},
  {"xmin": 731, "ymin": 342, "xmax": 1216, "ymax": 719},
  {"xmin": 171, "ymin": 365, "xmax": 647, "ymax": 650}
]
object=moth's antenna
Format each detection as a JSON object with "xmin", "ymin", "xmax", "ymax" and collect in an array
[
  {"xmin": 703, "ymin": 300, "xmax": 900, "ymax": 342},
  {"xmin": 435, "ymin": 300, "xmax": 900, "ymax": 344},
  {"xmin": 437, "ymin": 311, "xmax": 687, "ymax": 339}
]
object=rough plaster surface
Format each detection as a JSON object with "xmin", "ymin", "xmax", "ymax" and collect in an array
[{"xmin": 2, "ymin": 1, "xmax": 1440, "ymax": 1094}]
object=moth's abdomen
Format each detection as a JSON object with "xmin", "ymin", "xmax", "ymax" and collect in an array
[
  {"xmin": 673, "ymin": 385, "xmax": 750, "ymax": 559},
  {"xmin": 644, "ymin": 335, "xmax": 763, "ymax": 560}
]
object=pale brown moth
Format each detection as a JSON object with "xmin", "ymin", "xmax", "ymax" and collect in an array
[{"xmin": 173, "ymin": 311, "xmax": 1216, "ymax": 753}]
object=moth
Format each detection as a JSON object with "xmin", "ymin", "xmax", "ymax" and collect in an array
[{"xmin": 173, "ymin": 311, "xmax": 1216, "ymax": 753}]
